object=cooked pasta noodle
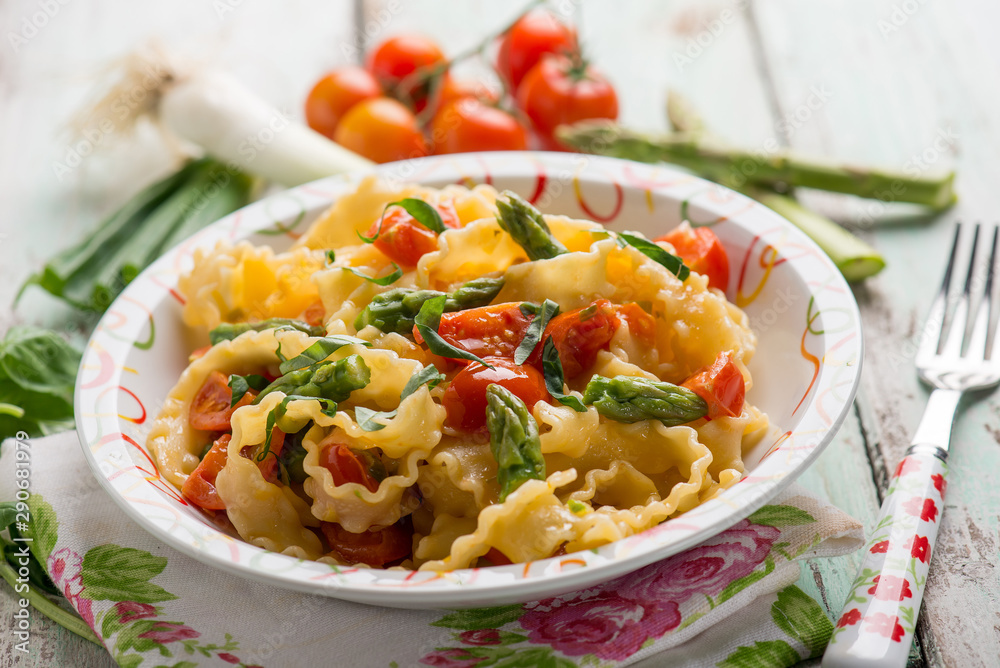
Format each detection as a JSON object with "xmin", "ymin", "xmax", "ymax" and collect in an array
[{"xmin": 148, "ymin": 175, "xmax": 767, "ymax": 571}]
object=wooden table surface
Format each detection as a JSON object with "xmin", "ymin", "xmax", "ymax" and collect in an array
[{"xmin": 2, "ymin": 1, "xmax": 998, "ymax": 665}]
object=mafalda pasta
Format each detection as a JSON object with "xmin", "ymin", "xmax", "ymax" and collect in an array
[{"xmin": 148, "ymin": 176, "xmax": 767, "ymax": 571}]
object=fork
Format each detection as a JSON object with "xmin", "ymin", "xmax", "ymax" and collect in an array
[{"xmin": 823, "ymin": 223, "xmax": 999, "ymax": 667}]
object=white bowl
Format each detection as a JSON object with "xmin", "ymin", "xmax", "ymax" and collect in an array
[{"xmin": 75, "ymin": 152, "xmax": 863, "ymax": 609}]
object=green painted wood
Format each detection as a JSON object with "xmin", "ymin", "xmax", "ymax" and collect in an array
[{"xmin": 752, "ymin": 0, "xmax": 1000, "ymax": 664}]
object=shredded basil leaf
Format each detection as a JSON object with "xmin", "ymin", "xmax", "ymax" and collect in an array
[
  {"xmin": 278, "ymin": 335, "xmax": 371, "ymax": 375},
  {"xmin": 541, "ymin": 337, "xmax": 586, "ymax": 412},
  {"xmin": 414, "ymin": 295, "xmax": 493, "ymax": 368},
  {"xmin": 358, "ymin": 198, "xmax": 447, "ymax": 244},
  {"xmin": 515, "ymin": 299, "xmax": 560, "ymax": 365},
  {"xmin": 356, "ymin": 364, "xmax": 446, "ymax": 432},
  {"xmin": 618, "ymin": 232, "xmax": 690, "ymax": 281},
  {"xmin": 228, "ymin": 373, "xmax": 270, "ymax": 407},
  {"xmin": 341, "ymin": 263, "xmax": 403, "ymax": 286},
  {"xmin": 325, "ymin": 250, "xmax": 336, "ymax": 265}
]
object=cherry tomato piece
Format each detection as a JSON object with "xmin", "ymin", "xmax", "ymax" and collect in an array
[
  {"xmin": 189, "ymin": 371, "xmax": 255, "ymax": 432},
  {"xmin": 319, "ymin": 443, "xmax": 381, "ymax": 493},
  {"xmin": 303, "ymin": 300, "xmax": 326, "ymax": 328},
  {"xmin": 304, "ymin": 66, "xmax": 382, "ymax": 139},
  {"xmin": 188, "ymin": 345, "xmax": 211, "ymax": 362},
  {"xmin": 181, "ymin": 434, "xmax": 231, "ymax": 510},
  {"xmin": 334, "ymin": 97, "xmax": 429, "ymax": 164},
  {"xmin": 496, "ymin": 9, "xmax": 577, "ymax": 92},
  {"xmin": 443, "ymin": 358, "xmax": 550, "ymax": 432},
  {"xmin": 484, "ymin": 547, "xmax": 513, "ymax": 566},
  {"xmin": 414, "ymin": 302, "xmax": 533, "ymax": 361},
  {"xmin": 320, "ymin": 520, "xmax": 413, "ymax": 566},
  {"xmin": 430, "ymin": 97, "xmax": 529, "ymax": 155},
  {"xmin": 366, "ymin": 200, "xmax": 460, "ymax": 266},
  {"xmin": 681, "ymin": 352, "xmax": 746, "ymax": 419},
  {"xmin": 530, "ymin": 299, "xmax": 620, "ymax": 379},
  {"xmin": 251, "ymin": 429, "xmax": 286, "ymax": 484},
  {"xmin": 516, "ymin": 54, "xmax": 618, "ymax": 140},
  {"xmin": 656, "ymin": 224, "xmax": 730, "ymax": 291},
  {"xmin": 367, "ymin": 34, "xmax": 446, "ymax": 105},
  {"xmin": 615, "ymin": 303, "xmax": 657, "ymax": 347}
]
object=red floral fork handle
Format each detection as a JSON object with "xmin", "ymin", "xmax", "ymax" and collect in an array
[{"xmin": 823, "ymin": 446, "xmax": 947, "ymax": 666}]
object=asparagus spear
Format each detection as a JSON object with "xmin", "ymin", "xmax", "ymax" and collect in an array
[
  {"xmin": 256, "ymin": 354, "xmax": 371, "ymax": 404},
  {"xmin": 495, "ymin": 191, "xmax": 568, "ymax": 260},
  {"xmin": 209, "ymin": 318, "xmax": 326, "ymax": 345},
  {"xmin": 486, "ymin": 384, "xmax": 546, "ymax": 502},
  {"xmin": 556, "ymin": 120, "xmax": 956, "ymax": 210},
  {"xmin": 582, "ymin": 374, "xmax": 708, "ymax": 426},
  {"xmin": 354, "ymin": 277, "xmax": 505, "ymax": 334}
]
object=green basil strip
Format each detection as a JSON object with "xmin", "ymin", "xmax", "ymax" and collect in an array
[
  {"xmin": 341, "ymin": 263, "xmax": 404, "ymax": 287},
  {"xmin": 278, "ymin": 335, "xmax": 371, "ymax": 375},
  {"xmin": 619, "ymin": 232, "xmax": 690, "ymax": 281},
  {"xmin": 541, "ymin": 337, "xmax": 586, "ymax": 412},
  {"xmin": 228, "ymin": 373, "xmax": 270, "ymax": 407},
  {"xmin": 325, "ymin": 250, "xmax": 336, "ymax": 265},
  {"xmin": 356, "ymin": 364, "xmax": 446, "ymax": 432},
  {"xmin": 358, "ymin": 198, "xmax": 446, "ymax": 244},
  {"xmin": 515, "ymin": 299, "xmax": 560, "ymax": 365},
  {"xmin": 414, "ymin": 295, "xmax": 494, "ymax": 368}
]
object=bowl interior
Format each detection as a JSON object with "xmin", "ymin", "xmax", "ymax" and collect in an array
[{"xmin": 76, "ymin": 152, "xmax": 861, "ymax": 608}]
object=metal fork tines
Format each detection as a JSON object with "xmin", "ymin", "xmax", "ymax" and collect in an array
[{"xmin": 911, "ymin": 222, "xmax": 1000, "ymax": 451}]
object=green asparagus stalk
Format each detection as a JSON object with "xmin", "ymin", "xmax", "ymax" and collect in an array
[
  {"xmin": 486, "ymin": 384, "xmax": 546, "ymax": 502},
  {"xmin": 582, "ymin": 374, "xmax": 708, "ymax": 426},
  {"xmin": 751, "ymin": 190, "xmax": 886, "ymax": 282},
  {"xmin": 256, "ymin": 354, "xmax": 371, "ymax": 404},
  {"xmin": 354, "ymin": 277, "xmax": 505, "ymax": 334},
  {"xmin": 556, "ymin": 120, "xmax": 956, "ymax": 210},
  {"xmin": 209, "ymin": 318, "xmax": 326, "ymax": 345},
  {"xmin": 495, "ymin": 191, "xmax": 568, "ymax": 260}
]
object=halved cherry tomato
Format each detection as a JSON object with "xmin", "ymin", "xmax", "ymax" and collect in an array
[
  {"xmin": 250, "ymin": 429, "xmax": 286, "ymax": 484},
  {"xmin": 319, "ymin": 443, "xmax": 381, "ymax": 493},
  {"xmin": 516, "ymin": 53, "xmax": 618, "ymax": 142},
  {"xmin": 656, "ymin": 223, "xmax": 730, "ymax": 291},
  {"xmin": 182, "ymin": 434, "xmax": 231, "ymax": 510},
  {"xmin": 188, "ymin": 345, "xmax": 211, "ymax": 362},
  {"xmin": 615, "ymin": 303, "xmax": 656, "ymax": 347},
  {"xmin": 442, "ymin": 358, "xmax": 550, "ymax": 432},
  {"xmin": 484, "ymin": 547, "xmax": 513, "ymax": 566},
  {"xmin": 496, "ymin": 9, "xmax": 577, "ymax": 92},
  {"xmin": 367, "ymin": 34, "xmax": 446, "ymax": 105},
  {"xmin": 189, "ymin": 371, "xmax": 255, "ymax": 432},
  {"xmin": 681, "ymin": 352, "xmax": 746, "ymax": 419},
  {"xmin": 304, "ymin": 66, "xmax": 382, "ymax": 139},
  {"xmin": 303, "ymin": 300, "xmax": 326, "ymax": 328},
  {"xmin": 529, "ymin": 299, "xmax": 620, "ymax": 379},
  {"xmin": 320, "ymin": 519, "xmax": 413, "ymax": 566},
  {"xmin": 415, "ymin": 302, "xmax": 533, "ymax": 361},
  {"xmin": 334, "ymin": 97, "xmax": 429, "ymax": 164},
  {"xmin": 430, "ymin": 97, "xmax": 528, "ymax": 155},
  {"xmin": 366, "ymin": 200, "xmax": 460, "ymax": 266}
]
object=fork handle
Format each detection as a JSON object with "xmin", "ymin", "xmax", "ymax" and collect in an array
[{"xmin": 822, "ymin": 446, "xmax": 948, "ymax": 667}]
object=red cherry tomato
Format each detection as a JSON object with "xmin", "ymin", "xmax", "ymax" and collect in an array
[
  {"xmin": 182, "ymin": 434, "xmax": 231, "ymax": 510},
  {"xmin": 188, "ymin": 371, "xmax": 255, "ymax": 432},
  {"xmin": 530, "ymin": 299, "xmax": 621, "ymax": 379},
  {"xmin": 318, "ymin": 443, "xmax": 381, "ymax": 493},
  {"xmin": 367, "ymin": 34, "xmax": 446, "ymax": 105},
  {"xmin": 304, "ymin": 66, "xmax": 382, "ymax": 139},
  {"xmin": 334, "ymin": 97, "xmax": 429, "ymax": 164},
  {"xmin": 496, "ymin": 9, "xmax": 577, "ymax": 92},
  {"xmin": 414, "ymin": 303, "xmax": 534, "ymax": 361},
  {"xmin": 614, "ymin": 303, "xmax": 657, "ymax": 347},
  {"xmin": 366, "ymin": 200, "xmax": 460, "ymax": 266},
  {"xmin": 516, "ymin": 54, "xmax": 618, "ymax": 140},
  {"xmin": 656, "ymin": 224, "xmax": 730, "ymax": 291},
  {"xmin": 681, "ymin": 352, "xmax": 746, "ymax": 419},
  {"xmin": 252, "ymin": 429, "xmax": 286, "ymax": 484},
  {"xmin": 320, "ymin": 520, "xmax": 413, "ymax": 566},
  {"xmin": 430, "ymin": 98, "xmax": 529, "ymax": 155},
  {"xmin": 303, "ymin": 300, "xmax": 326, "ymax": 328},
  {"xmin": 442, "ymin": 358, "xmax": 550, "ymax": 432}
]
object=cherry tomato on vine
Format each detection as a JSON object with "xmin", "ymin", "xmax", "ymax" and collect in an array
[
  {"xmin": 516, "ymin": 53, "xmax": 618, "ymax": 140},
  {"xmin": 442, "ymin": 358, "xmax": 550, "ymax": 432},
  {"xmin": 430, "ymin": 98, "xmax": 528, "ymax": 154},
  {"xmin": 304, "ymin": 66, "xmax": 382, "ymax": 139},
  {"xmin": 496, "ymin": 9, "xmax": 577, "ymax": 92},
  {"xmin": 334, "ymin": 97, "xmax": 429, "ymax": 164},
  {"xmin": 367, "ymin": 34, "xmax": 446, "ymax": 105}
]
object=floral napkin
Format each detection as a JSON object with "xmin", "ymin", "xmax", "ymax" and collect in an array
[{"xmin": 0, "ymin": 432, "xmax": 863, "ymax": 668}]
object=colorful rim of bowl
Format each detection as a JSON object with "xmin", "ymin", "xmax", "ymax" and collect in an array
[{"xmin": 74, "ymin": 151, "xmax": 863, "ymax": 608}]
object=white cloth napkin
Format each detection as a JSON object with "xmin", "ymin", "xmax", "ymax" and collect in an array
[{"xmin": 1, "ymin": 432, "xmax": 863, "ymax": 667}]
